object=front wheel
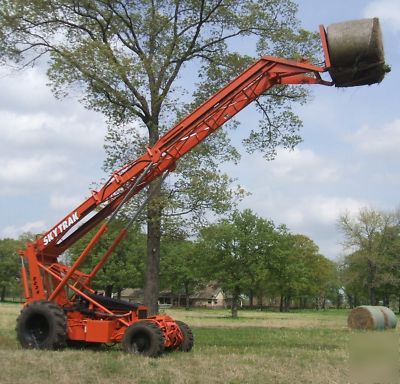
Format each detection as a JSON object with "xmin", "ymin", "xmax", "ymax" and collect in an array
[
  {"xmin": 122, "ymin": 321, "xmax": 164, "ymax": 357},
  {"xmin": 176, "ymin": 320, "xmax": 194, "ymax": 352},
  {"xmin": 16, "ymin": 301, "xmax": 67, "ymax": 350}
]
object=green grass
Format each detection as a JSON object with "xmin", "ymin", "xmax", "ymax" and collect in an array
[{"xmin": 0, "ymin": 303, "xmax": 397, "ymax": 384}]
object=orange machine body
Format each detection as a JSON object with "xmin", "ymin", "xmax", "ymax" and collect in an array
[{"xmin": 19, "ymin": 26, "xmax": 336, "ymax": 349}]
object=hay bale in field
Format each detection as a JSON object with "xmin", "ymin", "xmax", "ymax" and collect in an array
[
  {"xmin": 347, "ymin": 306, "xmax": 385, "ymax": 330},
  {"xmin": 326, "ymin": 18, "xmax": 388, "ymax": 87},
  {"xmin": 377, "ymin": 306, "xmax": 398, "ymax": 329}
]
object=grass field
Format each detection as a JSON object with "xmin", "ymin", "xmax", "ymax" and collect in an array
[{"xmin": 0, "ymin": 303, "xmax": 397, "ymax": 384}]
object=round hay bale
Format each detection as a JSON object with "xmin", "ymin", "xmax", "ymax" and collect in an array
[
  {"xmin": 347, "ymin": 306, "xmax": 385, "ymax": 330},
  {"xmin": 377, "ymin": 306, "xmax": 398, "ymax": 329},
  {"xmin": 326, "ymin": 18, "xmax": 387, "ymax": 87}
]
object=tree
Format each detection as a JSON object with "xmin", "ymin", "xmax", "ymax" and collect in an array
[
  {"xmin": 339, "ymin": 208, "xmax": 400, "ymax": 306},
  {"xmin": 160, "ymin": 237, "xmax": 203, "ymax": 309},
  {"xmin": 264, "ymin": 232, "xmax": 306, "ymax": 311},
  {"xmin": 0, "ymin": 238, "xmax": 21, "ymax": 301},
  {"xmin": 198, "ymin": 209, "xmax": 279, "ymax": 317},
  {"xmin": 304, "ymin": 249, "xmax": 339, "ymax": 310},
  {"xmin": 264, "ymin": 233, "xmax": 338, "ymax": 311},
  {"xmin": 376, "ymin": 224, "xmax": 400, "ymax": 307},
  {"xmin": 69, "ymin": 220, "xmax": 146, "ymax": 297},
  {"xmin": 0, "ymin": 1, "xmax": 318, "ymax": 314}
]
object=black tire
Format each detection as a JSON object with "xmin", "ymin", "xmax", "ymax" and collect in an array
[
  {"xmin": 16, "ymin": 301, "xmax": 67, "ymax": 350},
  {"xmin": 122, "ymin": 321, "xmax": 164, "ymax": 357},
  {"xmin": 176, "ymin": 320, "xmax": 194, "ymax": 352}
]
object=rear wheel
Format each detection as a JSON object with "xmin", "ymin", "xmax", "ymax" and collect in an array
[
  {"xmin": 176, "ymin": 320, "xmax": 194, "ymax": 352},
  {"xmin": 122, "ymin": 321, "xmax": 164, "ymax": 357},
  {"xmin": 16, "ymin": 301, "xmax": 67, "ymax": 350}
]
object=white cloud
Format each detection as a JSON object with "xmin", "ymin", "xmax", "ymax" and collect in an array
[
  {"xmin": 0, "ymin": 64, "xmax": 107, "ymax": 199},
  {"xmin": 0, "ymin": 109, "xmax": 105, "ymax": 153},
  {"xmin": 296, "ymin": 196, "xmax": 365, "ymax": 226},
  {"xmin": 347, "ymin": 119, "xmax": 400, "ymax": 155},
  {"xmin": 268, "ymin": 148, "xmax": 340, "ymax": 183},
  {"xmin": 256, "ymin": 194, "xmax": 365, "ymax": 229},
  {"xmin": 1, "ymin": 220, "xmax": 46, "ymax": 239},
  {"xmin": 0, "ymin": 66, "xmax": 75, "ymax": 115},
  {"xmin": 49, "ymin": 194, "xmax": 83, "ymax": 211},
  {"xmin": 234, "ymin": 148, "xmax": 340, "ymax": 189},
  {"xmin": 364, "ymin": 0, "xmax": 400, "ymax": 32},
  {"xmin": 241, "ymin": 193, "xmax": 367, "ymax": 259},
  {"xmin": 0, "ymin": 155, "xmax": 67, "ymax": 194}
]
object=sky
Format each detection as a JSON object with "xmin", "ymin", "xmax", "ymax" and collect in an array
[{"xmin": 0, "ymin": 0, "xmax": 399, "ymax": 260}]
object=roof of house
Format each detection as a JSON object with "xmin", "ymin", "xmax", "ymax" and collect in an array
[
  {"xmin": 120, "ymin": 288, "xmax": 144, "ymax": 301},
  {"xmin": 190, "ymin": 282, "xmax": 222, "ymax": 299},
  {"xmin": 119, "ymin": 282, "xmax": 230, "ymax": 301}
]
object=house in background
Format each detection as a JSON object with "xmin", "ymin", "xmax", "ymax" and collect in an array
[
  {"xmin": 190, "ymin": 282, "xmax": 227, "ymax": 309},
  {"xmin": 158, "ymin": 289, "xmax": 189, "ymax": 307},
  {"xmin": 119, "ymin": 288, "xmax": 144, "ymax": 303},
  {"xmin": 118, "ymin": 282, "xmax": 230, "ymax": 309}
]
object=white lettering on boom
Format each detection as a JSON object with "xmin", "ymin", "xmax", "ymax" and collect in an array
[{"xmin": 43, "ymin": 211, "xmax": 80, "ymax": 246}]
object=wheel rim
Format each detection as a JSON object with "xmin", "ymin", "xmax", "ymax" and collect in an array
[
  {"xmin": 24, "ymin": 314, "xmax": 50, "ymax": 346},
  {"xmin": 131, "ymin": 331, "xmax": 151, "ymax": 353}
]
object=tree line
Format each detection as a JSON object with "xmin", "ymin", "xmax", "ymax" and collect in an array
[
  {"xmin": 0, "ymin": 209, "xmax": 339, "ymax": 318},
  {"xmin": 2, "ymin": 207, "xmax": 400, "ymax": 316},
  {"xmin": 68, "ymin": 209, "xmax": 341, "ymax": 318}
]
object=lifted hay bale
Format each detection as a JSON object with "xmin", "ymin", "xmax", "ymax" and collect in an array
[
  {"xmin": 326, "ymin": 18, "xmax": 388, "ymax": 87},
  {"xmin": 347, "ymin": 306, "xmax": 385, "ymax": 330}
]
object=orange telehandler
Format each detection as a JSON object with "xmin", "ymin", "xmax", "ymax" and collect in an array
[{"xmin": 16, "ymin": 19, "xmax": 387, "ymax": 356}]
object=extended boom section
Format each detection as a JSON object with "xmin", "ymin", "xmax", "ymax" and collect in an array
[
  {"xmin": 17, "ymin": 19, "xmax": 387, "ymax": 356},
  {"xmin": 37, "ymin": 57, "xmax": 329, "ymax": 259}
]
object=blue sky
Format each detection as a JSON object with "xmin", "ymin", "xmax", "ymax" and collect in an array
[{"xmin": 0, "ymin": 0, "xmax": 399, "ymax": 260}]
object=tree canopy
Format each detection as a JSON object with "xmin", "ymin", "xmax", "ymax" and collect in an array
[
  {"xmin": 339, "ymin": 208, "xmax": 400, "ymax": 307},
  {"xmin": 197, "ymin": 209, "xmax": 338, "ymax": 316},
  {"xmin": 69, "ymin": 220, "xmax": 146, "ymax": 297},
  {"xmin": 0, "ymin": 235, "xmax": 34, "ymax": 301}
]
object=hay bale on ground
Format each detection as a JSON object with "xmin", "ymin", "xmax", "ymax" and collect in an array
[
  {"xmin": 377, "ymin": 306, "xmax": 398, "ymax": 329},
  {"xmin": 347, "ymin": 306, "xmax": 385, "ymax": 330}
]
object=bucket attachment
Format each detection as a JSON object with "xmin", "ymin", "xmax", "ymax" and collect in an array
[{"xmin": 324, "ymin": 18, "xmax": 388, "ymax": 87}]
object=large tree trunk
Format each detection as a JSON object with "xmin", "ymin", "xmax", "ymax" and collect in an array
[
  {"xmin": 367, "ymin": 259, "xmax": 377, "ymax": 305},
  {"xmin": 284, "ymin": 295, "xmax": 291, "ymax": 312},
  {"xmin": 279, "ymin": 294, "xmax": 284, "ymax": 312},
  {"xmin": 336, "ymin": 292, "xmax": 342, "ymax": 309},
  {"xmin": 184, "ymin": 282, "xmax": 190, "ymax": 311},
  {"xmin": 249, "ymin": 290, "xmax": 254, "ymax": 309},
  {"xmin": 143, "ymin": 118, "xmax": 163, "ymax": 316},
  {"xmin": 144, "ymin": 178, "xmax": 163, "ymax": 316},
  {"xmin": 347, "ymin": 293, "xmax": 354, "ymax": 308},
  {"xmin": 370, "ymin": 287, "xmax": 377, "ymax": 306},
  {"xmin": 177, "ymin": 293, "xmax": 181, "ymax": 307},
  {"xmin": 0, "ymin": 285, "xmax": 6, "ymax": 302},
  {"xmin": 257, "ymin": 293, "xmax": 263, "ymax": 309},
  {"xmin": 231, "ymin": 286, "xmax": 240, "ymax": 318},
  {"xmin": 105, "ymin": 284, "xmax": 113, "ymax": 297}
]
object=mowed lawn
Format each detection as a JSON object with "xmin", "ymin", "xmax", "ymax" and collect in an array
[{"xmin": 0, "ymin": 303, "xmax": 395, "ymax": 384}]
